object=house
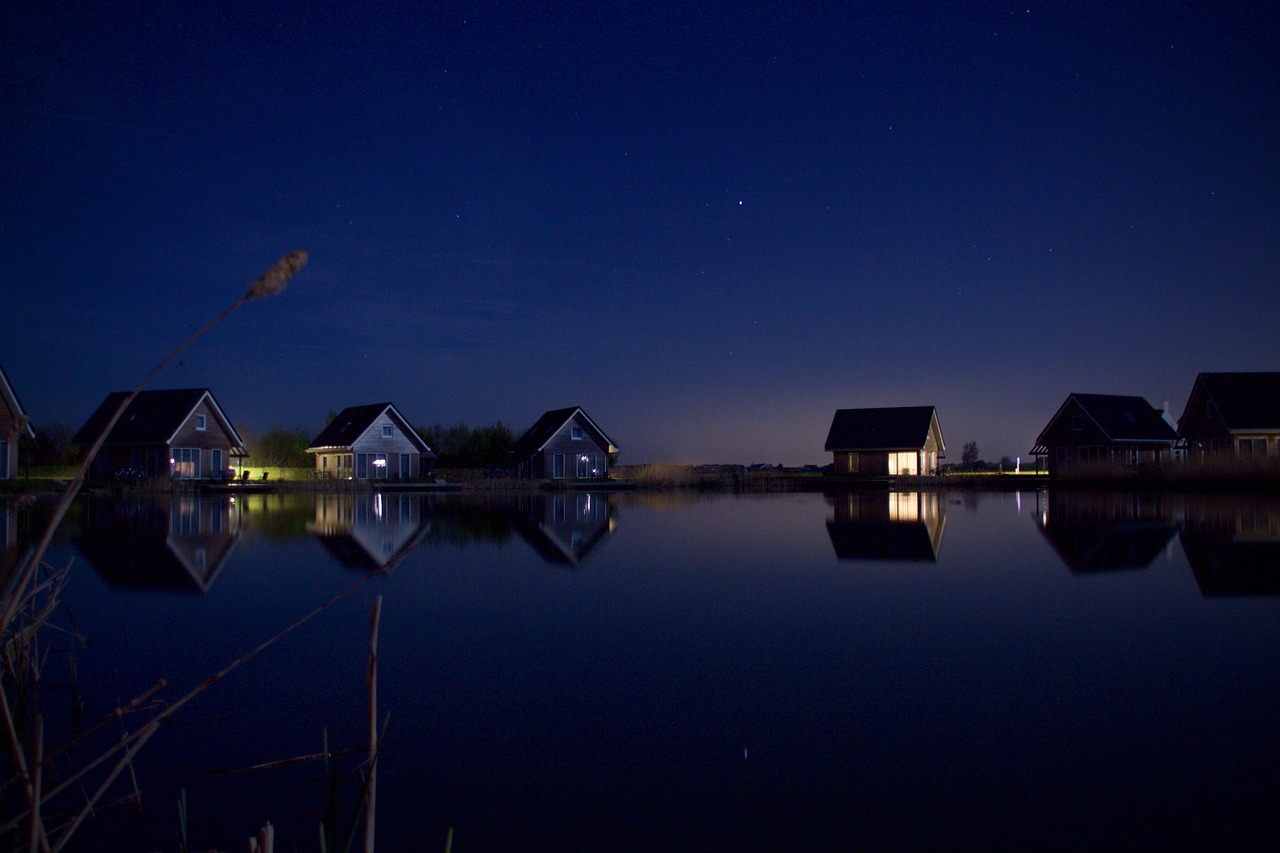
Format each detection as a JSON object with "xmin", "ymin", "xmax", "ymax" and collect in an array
[
  {"xmin": 823, "ymin": 406, "xmax": 945, "ymax": 477},
  {"xmin": 0, "ymin": 364, "xmax": 35, "ymax": 480},
  {"xmin": 307, "ymin": 403, "xmax": 435, "ymax": 480},
  {"xmin": 510, "ymin": 406, "xmax": 617, "ymax": 481},
  {"xmin": 1030, "ymin": 393, "xmax": 1176, "ymax": 477},
  {"xmin": 1176, "ymin": 372, "xmax": 1280, "ymax": 461},
  {"xmin": 73, "ymin": 388, "xmax": 246, "ymax": 479}
]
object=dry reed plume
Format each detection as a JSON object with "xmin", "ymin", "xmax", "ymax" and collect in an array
[{"xmin": 1, "ymin": 251, "xmax": 310, "ymax": 852}]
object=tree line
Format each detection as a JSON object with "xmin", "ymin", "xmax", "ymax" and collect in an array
[{"xmin": 20, "ymin": 420, "xmax": 519, "ymax": 470}]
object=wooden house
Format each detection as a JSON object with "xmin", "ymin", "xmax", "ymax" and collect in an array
[
  {"xmin": 73, "ymin": 388, "xmax": 246, "ymax": 479},
  {"xmin": 1176, "ymin": 372, "xmax": 1280, "ymax": 461},
  {"xmin": 307, "ymin": 403, "xmax": 435, "ymax": 480},
  {"xmin": 823, "ymin": 406, "xmax": 945, "ymax": 477},
  {"xmin": 0, "ymin": 364, "xmax": 35, "ymax": 480},
  {"xmin": 510, "ymin": 406, "xmax": 617, "ymax": 481},
  {"xmin": 1030, "ymin": 393, "xmax": 1176, "ymax": 477}
]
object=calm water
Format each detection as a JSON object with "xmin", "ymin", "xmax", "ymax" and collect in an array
[{"xmin": 8, "ymin": 488, "xmax": 1280, "ymax": 850}]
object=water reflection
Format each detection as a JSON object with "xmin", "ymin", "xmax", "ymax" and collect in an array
[
  {"xmin": 510, "ymin": 492, "xmax": 616, "ymax": 567},
  {"xmin": 1180, "ymin": 494, "xmax": 1280, "ymax": 596},
  {"xmin": 826, "ymin": 490, "xmax": 946, "ymax": 562},
  {"xmin": 72, "ymin": 495, "xmax": 242, "ymax": 593},
  {"xmin": 1034, "ymin": 490, "xmax": 1280, "ymax": 595},
  {"xmin": 309, "ymin": 492, "xmax": 431, "ymax": 571},
  {"xmin": 0, "ymin": 498, "xmax": 20, "ymax": 590},
  {"xmin": 1033, "ymin": 490, "xmax": 1177, "ymax": 573}
]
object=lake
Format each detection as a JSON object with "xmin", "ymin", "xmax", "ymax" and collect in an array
[{"xmin": 7, "ymin": 487, "xmax": 1280, "ymax": 850}]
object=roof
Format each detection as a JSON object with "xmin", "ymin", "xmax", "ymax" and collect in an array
[
  {"xmin": 308, "ymin": 403, "xmax": 433, "ymax": 455},
  {"xmin": 1182, "ymin": 372, "xmax": 1280, "ymax": 431},
  {"xmin": 0, "ymin": 363, "xmax": 35, "ymax": 438},
  {"xmin": 1032, "ymin": 393, "xmax": 1176, "ymax": 453},
  {"xmin": 72, "ymin": 389, "xmax": 245, "ymax": 449},
  {"xmin": 824, "ymin": 406, "xmax": 942, "ymax": 452},
  {"xmin": 511, "ymin": 406, "xmax": 618, "ymax": 456}
]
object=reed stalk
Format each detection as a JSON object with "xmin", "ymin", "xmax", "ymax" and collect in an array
[
  {"xmin": 364, "ymin": 595, "xmax": 381, "ymax": 853},
  {"xmin": 0, "ymin": 251, "xmax": 306, "ymax": 850}
]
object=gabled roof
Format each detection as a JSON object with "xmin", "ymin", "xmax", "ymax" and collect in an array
[
  {"xmin": 511, "ymin": 406, "xmax": 618, "ymax": 456},
  {"xmin": 824, "ymin": 406, "xmax": 943, "ymax": 452},
  {"xmin": 0, "ymin": 364, "xmax": 35, "ymax": 438},
  {"xmin": 1180, "ymin": 372, "xmax": 1280, "ymax": 432},
  {"xmin": 72, "ymin": 389, "xmax": 244, "ymax": 449},
  {"xmin": 308, "ymin": 403, "xmax": 433, "ymax": 455},
  {"xmin": 1032, "ymin": 393, "xmax": 1176, "ymax": 452}
]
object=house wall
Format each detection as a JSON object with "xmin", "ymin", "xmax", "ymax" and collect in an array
[
  {"xmin": 1234, "ymin": 433, "xmax": 1280, "ymax": 459},
  {"xmin": 531, "ymin": 414, "xmax": 611, "ymax": 480},
  {"xmin": 169, "ymin": 400, "xmax": 239, "ymax": 479},
  {"xmin": 1041, "ymin": 399, "xmax": 1114, "ymax": 476},
  {"xmin": 0, "ymin": 394, "xmax": 20, "ymax": 479},
  {"xmin": 315, "ymin": 414, "xmax": 424, "ymax": 479}
]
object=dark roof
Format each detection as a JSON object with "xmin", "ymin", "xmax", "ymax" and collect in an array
[
  {"xmin": 0, "ymin": 363, "xmax": 35, "ymax": 438},
  {"xmin": 308, "ymin": 403, "xmax": 432, "ymax": 454},
  {"xmin": 511, "ymin": 406, "xmax": 617, "ymax": 456},
  {"xmin": 1033, "ymin": 394, "xmax": 1176, "ymax": 450},
  {"xmin": 72, "ymin": 389, "xmax": 243, "ymax": 447},
  {"xmin": 1187, "ymin": 372, "xmax": 1280, "ymax": 430},
  {"xmin": 824, "ymin": 406, "xmax": 940, "ymax": 451}
]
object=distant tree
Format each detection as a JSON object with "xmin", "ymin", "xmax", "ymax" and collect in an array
[
  {"xmin": 248, "ymin": 428, "xmax": 312, "ymax": 468},
  {"xmin": 999, "ymin": 456, "xmax": 1015, "ymax": 471},
  {"xmin": 459, "ymin": 421, "xmax": 514, "ymax": 467},
  {"xmin": 418, "ymin": 420, "xmax": 516, "ymax": 468},
  {"xmin": 27, "ymin": 424, "xmax": 78, "ymax": 466},
  {"xmin": 962, "ymin": 442, "xmax": 980, "ymax": 467}
]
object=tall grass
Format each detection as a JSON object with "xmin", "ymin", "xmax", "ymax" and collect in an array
[{"xmin": 1, "ymin": 251, "xmax": 309, "ymax": 852}]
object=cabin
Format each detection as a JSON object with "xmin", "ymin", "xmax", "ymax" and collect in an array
[
  {"xmin": 823, "ymin": 406, "xmax": 945, "ymax": 477},
  {"xmin": 510, "ymin": 406, "xmax": 617, "ymax": 481},
  {"xmin": 1030, "ymin": 393, "xmax": 1176, "ymax": 477},
  {"xmin": 307, "ymin": 403, "xmax": 435, "ymax": 480},
  {"xmin": 0, "ymin": 364, "xmax": 35, "ymax": 480},
  {"xmin": 1176, "ymin": 372, "xmax": 1280, "ymax": 462},
  {"xmin": 73, "ymin": 388, "xmax": 246, "ymax": 479}
]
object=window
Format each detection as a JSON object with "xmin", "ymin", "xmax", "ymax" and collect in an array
[
  {"xmin": 372, "ymin": 454, "xmax": 388, "ymax": 479},
  {"xmin": 211, "ymin": 449, "xmax": 223, "ymax": 478},
  {"xmin": 382, "ymin": 424, "xmax": 393, "ymax": 438},
  {"xmin": 553, "ymin": 453, "xmax": 566, "ymax": 478},
  {"xmin": 571, "ymin": 426, "xmax": 583, "ymax": 440},
  {"xmin": 195, "ymin": 414, "xmax": 207, "ymax": 431},
  {"xmin": 1071, "ymin": 415, "xmax": 1083, "ymax": 431},
  {"xmin": 577, "ymin": 454, "xmax": 589, "ymax": 478},
  {"xmin": 171, "ymin": 448, "xmax": 201, "ymax": 479}
]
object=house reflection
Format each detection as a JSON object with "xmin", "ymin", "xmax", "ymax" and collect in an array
[
  {"xmin": 73, "ymin": 495, "xmax": 242, "ymax": 593},
  {"xmin": 309, "ymin": 493, "xmax": 431, "ymax": 571},
  {"xmin": 826, "ymin": 491, "xmax": 946, "ymax": 562},
  {"xmin": 0, "ymin": 499, "xmax": 20, "ymax": 592},
  {"xmin": 1180, "ymin": 494, "xmax": 1280, "ymax": 596},
  {"xmin": 1033, "ymin": 490, "xmax": 1176, "ymax": 573},
  {"xmin": 511, "ymin": 492, "xmax": 616, "ymax": 567}
]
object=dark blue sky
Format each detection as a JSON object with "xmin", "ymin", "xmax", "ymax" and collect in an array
[{"xmin": 4, "ymin": 2, "xmax": 1277, "ymax": 464}]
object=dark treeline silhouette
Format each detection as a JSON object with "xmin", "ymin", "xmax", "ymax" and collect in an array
[{"xmin": 416, "ymin": 421, "xmax": 516, "ymax": 468}]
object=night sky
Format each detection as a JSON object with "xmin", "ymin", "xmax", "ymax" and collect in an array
[{"xmin": 4, "ymin": 2, "xmax": 1277, "ymax": 465}]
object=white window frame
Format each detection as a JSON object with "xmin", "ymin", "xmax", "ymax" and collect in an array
[{"xmin": 195, "ymin": 414, "xmax": 207, "ymax": 431}]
